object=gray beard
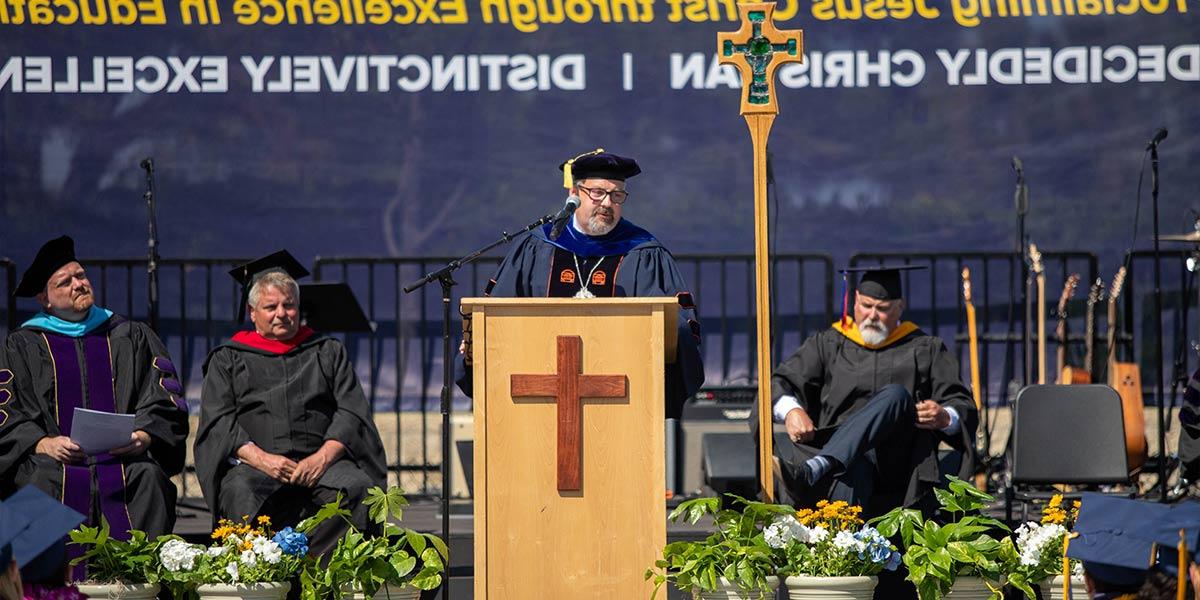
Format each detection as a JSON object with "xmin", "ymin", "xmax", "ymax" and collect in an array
[
  {"xmin": 859, "ymin": 320, "xmax": 889, "ymax": 345},
  {"xmin": 587, "ymin": 214, "xmax": 617, "ymax": 236}
]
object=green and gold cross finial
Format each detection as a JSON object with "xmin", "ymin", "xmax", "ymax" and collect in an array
[
  {"xmin": 717, "ymin": 2, "xmax": 803, "ymax": 115},
  {"xmin": 717, "ymin": 2, "xmax": 803, "ymax": 502}
]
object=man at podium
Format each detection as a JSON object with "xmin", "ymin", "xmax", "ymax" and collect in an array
[
  {"xmin": 756, "ymin": 265, "xmax": 977, "ymax": 518},
  {"xmin": 461, "ymin": 150, "xmax": 704, "ymax": 418}
]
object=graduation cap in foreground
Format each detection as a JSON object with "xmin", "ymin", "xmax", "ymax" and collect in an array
[
  {"xmin": 14, "ymin": 235, "xmax": 77, "ymax": 298},
  {"xmin": 1150, "ymin": 500, "xmax": 1200, "ymax": 592},
  {"xmin": 558, "ymin": 149, "xmax": 641, "ymax": 188},
  {"xmin": 228, "ymin": 250, "xmax": 311, "ymax": 322},
  {"xmin": 300, "ymin": 283, "xmax": 374, "ymax": 333},
  {"xmin": 0, "ymin": 486, "xmax": 85, "ymax": 582},
  {"xmin": 1066, "ymin": 493, "xmax": 1171, "ymax": 589}
]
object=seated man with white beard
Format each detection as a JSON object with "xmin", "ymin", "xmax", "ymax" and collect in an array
[{"xmin": 750, "ymin": 266, "xmax": 977, "ymax": 519}]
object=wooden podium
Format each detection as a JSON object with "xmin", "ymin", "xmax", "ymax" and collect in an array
[{"xmin": 460, "ymin": 297, "xmax": 678, "ymax": 599}]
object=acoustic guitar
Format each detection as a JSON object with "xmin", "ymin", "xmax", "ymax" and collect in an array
[
  {"xmin": 1106, "ymin": 266, "xmax": 1146, "ymax": 471},
  {"xmin": 1029, "ymin": 243, "xmax": 1046, "ymax": 384},
  {"xmin": 1054, "ymin": 274, "xmax": 1081, "ymax": 384},
  {"xmin": 1062, "ymin": 278, "xmax": 1102, "ymax": 384}
]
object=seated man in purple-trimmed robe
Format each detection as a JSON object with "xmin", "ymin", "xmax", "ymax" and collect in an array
[{"xmin": 0, "ymin": 235, "xmax": 189, "ymax": 540}]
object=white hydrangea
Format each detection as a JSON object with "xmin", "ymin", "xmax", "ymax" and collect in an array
[
  {"xmin": 160, "ymin": 539, "xmax": 204, "ymax": 572},
  {"xmin": 225, "ymin": 562, "xmax": 240, "ymax": 582},
  {"xmin": 808, "ymin": 526, "xmax": 829, "ymax": 544},
  {"xmin": 764, "ymin": 515, "xmax": 807, "ymax": 549},
  {"xmin": 252, "ymin": 537, "xmax": 283, "ymax": 565},
  {"xmin": 833, "ymin": 530, "xmax": 865, "ymax": 553},
  {"xmin": 239, "ymin": 549, "xmax": 258, "ymax": 567},
  {"xmin": 1015, "ymin": 522, "xmax": 1067, "ymax": 567}
]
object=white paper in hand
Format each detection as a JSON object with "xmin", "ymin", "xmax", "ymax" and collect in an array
[{"xmin": 71, "ymin": 408, "xmax": 135, "ymax": 455}]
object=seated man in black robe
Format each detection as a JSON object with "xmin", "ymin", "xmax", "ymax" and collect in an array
[
  {"xmin": 194, "ymin": 252, "xmax": 386, "ymax": 554},
  {"xmin": 459, "ymin": 150, "xmax": 704, "ymax": 419},
  {"xmin": 0, "ymin": 236, "xmax": 188, "ymax": 547},
  {"xmin": 753, "ymin": 266, "xmax": 977, "ymax": 519}
]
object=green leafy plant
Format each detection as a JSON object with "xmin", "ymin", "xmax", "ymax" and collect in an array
[
  {"xmin": 644, "ymin": 495, "xmax": 794, "ymax": 600},
  {"xmin": 299, "ymin": 486, "xmax": 448, "ymax": 600},
  {"xmin": 771, "ymin": 500, "xmax": 901, "ymax": 578},
  {"xmin": 1008, "ymin": 494, "xmax": 1082, "ymax": 594},
  {"xmin": 69, "ymin": 518, "xmax": 171, "ymax": 584},
  {"xmin": 870, "ymin": 476, "xmax": 1018, "ymax": 600}
]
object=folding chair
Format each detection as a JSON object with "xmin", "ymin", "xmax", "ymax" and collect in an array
[{"xmin": 1005, "ymin": 384, "xmax": 1133, "ymax": 522}]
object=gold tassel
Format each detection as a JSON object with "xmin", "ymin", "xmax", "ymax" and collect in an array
[
  {"xmin": 1064, "ymin": 532, "xmax": 1078, "ymax": 600},
  {"xmin": 1179, "ymin": 529, "xmax": 1187, "ymax": 600},
  {"xmin": 562, "ymin": 148, "xmax": 605, "ymax": 189}
]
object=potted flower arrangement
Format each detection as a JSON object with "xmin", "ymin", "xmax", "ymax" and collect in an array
[
  {"xmin": 1009, "ymin": 494, "xmax": 1084, "ymax": 600},
  {"xmin": 765, "ymin": 500, "xmax": 901, "ymax": 599},
  {"xmin": 645, "ymin": 495, "xmax": 795, "ymax": 600},
  {"xmin": 299, "ymin": 486, "xmax": 447, "ymax": 600},
  {"xmin": 156, "ymin": 515, "xmax": 309, "ymax": 600},
  {"xmin": 68, "ymin": 519, "xmax": 167, "ymax": 600},
  {"xmin": 871, "ymin": 476, "xmax": 1019, "ymax": 600}
]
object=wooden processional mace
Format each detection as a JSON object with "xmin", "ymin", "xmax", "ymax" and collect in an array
[{"xmin": 717, "ymin": 4, "xmax": 803, "ymax": 502}]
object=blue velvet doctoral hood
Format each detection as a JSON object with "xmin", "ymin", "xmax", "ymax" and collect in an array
[{"xmin": 537, "ymin": 216, "xmax": 658, "ymax": 258}]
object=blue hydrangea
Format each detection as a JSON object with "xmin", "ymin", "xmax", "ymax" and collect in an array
[
  {"xmin": 854, "ymin": 526, "xmax": 901, "ymax": 571},
  {"xmin": 272, "ymin": 527, "xmax": 309, "ymax": 556}
]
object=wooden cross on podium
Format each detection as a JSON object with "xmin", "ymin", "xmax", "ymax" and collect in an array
[
  {"xmin": 717, "ymin": 4, "xmax": 802, "ymax": 502},
  {"xmin": 510, "ymin": 336, "xmax": 627, "ymax": 491}
]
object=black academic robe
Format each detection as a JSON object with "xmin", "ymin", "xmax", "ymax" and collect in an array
[
  {"xmin": 757, "ymin": 322, "xmax": 977, "ymax": 515},
  {"xmin": 194, "ymin": 332, "xmax": 386, "ymax": 538},
  {"xmin": 0, "ymin": 315, "xmax": 189, "ymax": 539},
  {"xmin": 458, "ymin": 221, "xmax": 705, "ymax": 419}
]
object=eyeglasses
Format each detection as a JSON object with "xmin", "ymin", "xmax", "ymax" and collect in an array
[{"xmin": 576, "ymin": 184, "xmax": 629, "ymax": 205}]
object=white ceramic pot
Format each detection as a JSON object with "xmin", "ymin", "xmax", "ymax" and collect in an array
[
  {"xmin": 1042, "ymin": 575, "xmax": 1087, "ymax": 600},
  {"xmin": 196, "ymin": 582, "xmax": 291, "ymax": 600},
  {"xmin": 783, "ymin": 575, "xmax": 878, "ymax": 599},
  {"xmin": 370, "ymin": 583, "xmax": 421, "ymax": 600},
  {"xmin": 693, "ymin": 576, "xmax": 780, "ymax": 600},
  {"xmin": 74, "ymin": 582, "xmax": 160, "ymax": 600},
  {"xmin": 944, "ymin": 576, "xmax": 1000, "ymax": 599}
]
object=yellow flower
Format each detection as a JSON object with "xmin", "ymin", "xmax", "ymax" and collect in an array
[{"xmin": 257, "ymin": 516, "xmax": 271, "ymax": 526}]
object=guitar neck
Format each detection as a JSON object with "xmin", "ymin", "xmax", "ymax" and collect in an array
[
  {"xmin": 1037, "ymin": 274, "xmax": 1046, "ymax": 384},
  {"xmin": 1084, "ymin": 302, "xmax": 1095, "ymax": 373},
  {"xmin": 1107, "ymin": 300, "xmax": 1118, "ymax": 367}
]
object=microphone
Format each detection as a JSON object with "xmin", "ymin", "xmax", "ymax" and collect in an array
[
  {"xmin": 1011, "ymin": 156, "xmax": 1023, "ymax": 177},
  {"xmin": 548, "ymin": 195, "xmax": 580, "ymax": 241},
  {"xmin": 1012, "ymin": 156, "xmax": 1029, "ymax": 215},
  {"xmin": 140, "ymin": 157, "xmax": 154, "ymax": 172},
  {"xmin": 1146, "ymin": 127, "xmax": 1168, "ymax": 150}
]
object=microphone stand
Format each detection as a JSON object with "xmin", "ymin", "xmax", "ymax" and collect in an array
[
  {"xmin": 401, "ymin": 210, "xmax": 557, "ymax": 600},
  {"xmin": 1013, "ymin": 158, "xmax": 1031, "ymax": 387},
  {"xmin": 141, "ymin": 158, "xmax": 160, "ymax": 331},
  {"xmin": 1150, "ymin": 140, "xmax": 1167, "ymax": 501}
]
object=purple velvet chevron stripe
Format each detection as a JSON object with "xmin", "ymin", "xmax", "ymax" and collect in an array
[
  {"xmin": 153, "ymin": 357, "xmax": 187, "ymax": 410},
  {"xmin": 81, "ymin": 335, "xmax": 133, "ymax": 542},
  {"xmin": 43, "ymin": 334, "xmax": 91, "ymax": 581}
]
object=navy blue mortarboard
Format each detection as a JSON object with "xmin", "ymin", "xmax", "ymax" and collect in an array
[
  {"xmin": 1066, "ymin": 493, "xmax": 1169, "ymax": 589},
  {"xmin": 1, "ymin": 486, "xmax": 85, "ymax": 581},
  {"xmin": 559, "ymin": 149, "xmax": 641, "ymax": 186},
  {"xmin": 0, "ymin": 500, "xmax": 30, "ymax": 568},
  {"xmin": 228, "ymin": 250, "xmax": 310, "ymax": 322},
  {"xmin": 1149, "ymin": 500, "xmax": 1200, "ymax": 589},
  {"xmin": 15, "ymin": 235, "xmax": 78, "ymax": 298},
  {"xmin": 842, "ymin": 264, "xmax": 927, "ymax": 301}
]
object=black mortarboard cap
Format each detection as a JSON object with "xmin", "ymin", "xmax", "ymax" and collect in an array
[
  {"xmin": 228, "ymin": 250, "xmax": 310, "ymax": 322},
  {"xmin": 1, "ymin": 486, "xmax": 85, "ymax": 578},
  {"xmin": 15, "ymin": 235, "xmax": 78, "ymax": 298},
  {"xmin": 842, "ymin": 264, "xmax": 927, "ymax": 300},
  {"xmin": 559, "ymin": 150, "xmax": 641, "ymax": 184},
  {"xmin": 1066, "ymin": 493, "xmax": 1168, "ymax": 588},
  {"xmin": 299, "ymin": 283, "xmax": 375, "ymax": 333}
]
